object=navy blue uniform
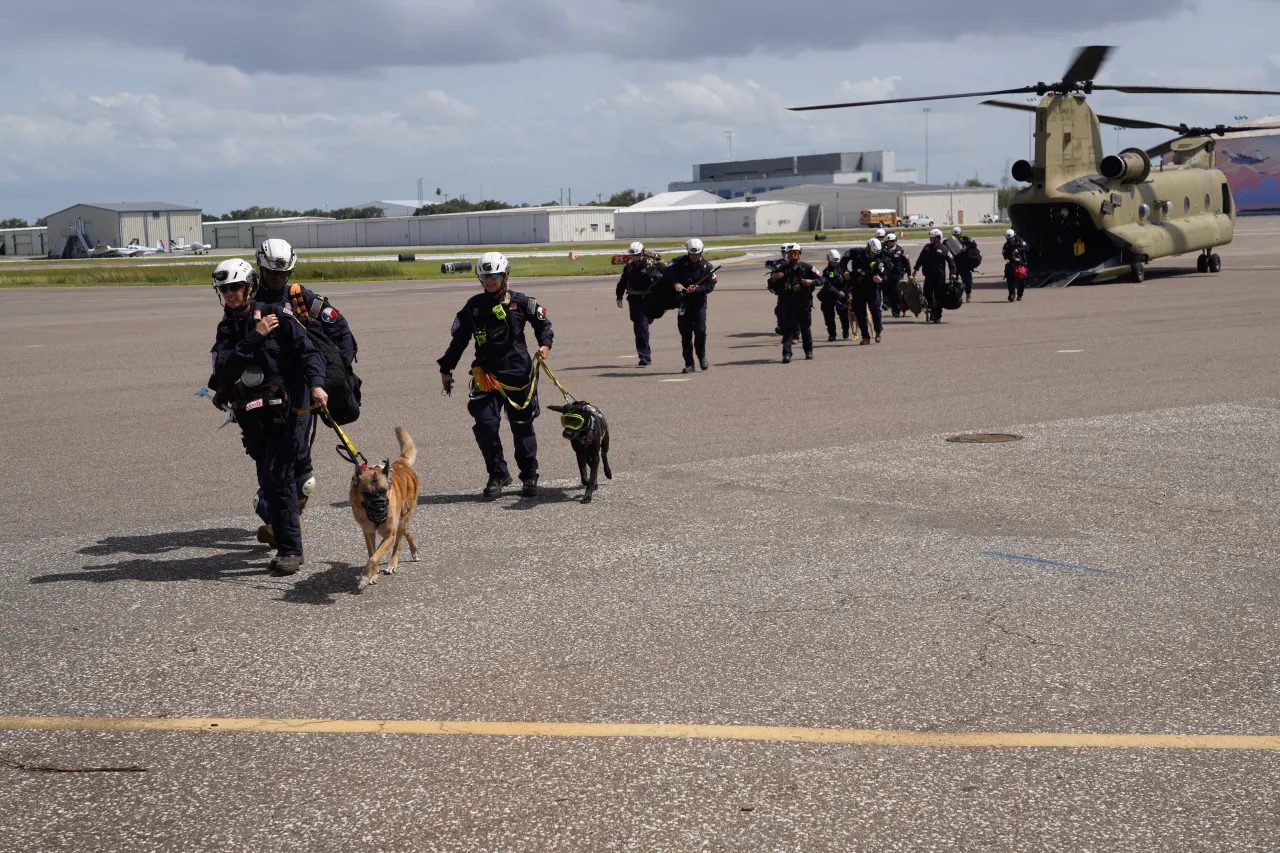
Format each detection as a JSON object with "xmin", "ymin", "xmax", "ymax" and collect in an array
[
  {"xmin": 817, "ymin": 263, "xmax": 850, "ymax": 339},
  {"xmin": 951, "ymin": 236, "xmax": 980, "ymax": 299},
  {"xmin": 770, "ymin": 260, "xmax": 818, "ymax": 359},
  {"xmin": 256, "ymin": 282, "xmax": 356, "ymax": 513},
  {"xmin": 438, "ymin": 289, "xmax": 554, "ymax": 482},
  {"xmin": 210, "ymin": 300, "xmax": 325, "ymax": 558},
  {"xmin": 615, "ymin": 259, "xmax": 661, "ymax": 363},
  {"xmin": 660, "ymin": 256, "xmax": 717, "ymax": 369},
  {"xmin": 881, "ymin": 245, "xmax": 910, "ymax": 315},
  {"xmin": 1003, "ymin": 237, "xmax": 1029, "ymax": 299},
  {"xmin": 913, "ymin": 242, "xmax": 957, "ymax": 323},
  {"xmin": 842, "ymin": 248, "xmax": 886, "ymax": 341}
]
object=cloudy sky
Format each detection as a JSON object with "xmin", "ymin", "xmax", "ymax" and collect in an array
[{"xmin": 3, "ymin": 0, "xmax": 1279, "ymax": 220}]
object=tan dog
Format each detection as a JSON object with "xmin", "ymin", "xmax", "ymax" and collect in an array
[{"xmin": 350, "ymin": 427, "xmax": 420, "ymax": 591}]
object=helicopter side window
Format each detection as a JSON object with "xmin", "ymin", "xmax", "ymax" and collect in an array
[
  {"xmin": 1161, "ymin": 201, "xmax": 1173, "ymax": 216},
  {"xmin": 1138, "ymin": 203, "xmax": 1150, "ymax": 222},
  {"xmin": 1205, "ymin": 193, "xmax": 1212, "ymax": 210},
  {"xmin": 1184, "ymin": 197, "xmax": 1191, "ymax": 214},
  {"xmin": 1222, "ymin": 184, "xmax": 1232, "ymax": 215}
]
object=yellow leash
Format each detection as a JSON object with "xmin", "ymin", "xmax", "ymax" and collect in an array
[{"xmin": 475, "ymin": 356, "xmax": 575, "ymax": 411}]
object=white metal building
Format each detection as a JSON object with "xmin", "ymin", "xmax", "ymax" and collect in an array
[
  {"xmin": 202, "ymin": 217, "xmax": 335, "ymax": 250},
  {"xmin": 614, "ymin": 200, "xmax": 810, "ymax": 240},
  {"xmin": 265, "ymin": 207, "xmax": 617, "ymax": 248},
  {"xmin": 45, "ymin": 202, "xmax": 203, "ymax": 257},
  {"xmin": 349, "ymin": 200, "xmax": 421, "ymax": 217},
  {"xmin": 628, "ymin": 190, "xmax": 722, "ymax": 209},
  {"xmin": 0, "ymin": 226, "xmax": 49, "ymax": 256},
  {"xmin": 755, "ymin": 183, "xmax": 998, "ymax": 229},
  {"xmin": 670, "ymin": 151, "xmax": 918, "ymax": 198}
]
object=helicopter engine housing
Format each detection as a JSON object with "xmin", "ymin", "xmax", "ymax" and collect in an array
[{"xmin": 1100, "ymin": 147, "xmax": 1152, "ymax": 183}]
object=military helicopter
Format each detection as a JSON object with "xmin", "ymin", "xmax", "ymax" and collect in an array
[{"xmin": 791, "ymin": 46, "xmax": 1280, "ymax": 286}]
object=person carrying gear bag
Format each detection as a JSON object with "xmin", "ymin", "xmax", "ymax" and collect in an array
[
  {"xmin": 947, "ymin": 225, "xmax": 982, "ymax": 303},
  {"xmin": 659, "ymin": 238, "xmax": 717, "ymax": 374},
  {"xmin": 615, "ymin": 241, "xmax": 662, "ymax": 367},
  {"xmin": 816, "ymin": 248, "xmax": 851, "ymax": 341},
  {"xmin": 913, "ymin": 228, "xmax": 957, "ymax": 324},
  {"xmin": 438, "ymin": 252, "xmax": 553, "ymax": 499},
  {"xmin": 1002, "ymin": 228, "xmax": 1030, "ymax": 302},
  {"xmin": 207, "ymin": 258, "xmax": 327, "ymax": 575},
  {"xmin": 881, "ymin": 232, "xmax": 910, "ymax": 317},
  {"xmin": 768, "ymin": 244, "xmax": 819, "ymax": 362},
  {"xmin": 843, "ymin": 238, "xmax": 887, "ymax": 344}
]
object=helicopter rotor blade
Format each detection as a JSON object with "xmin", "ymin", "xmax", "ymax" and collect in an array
[
  {"xmin": 1061, "ymin": 45, "xmax": 1113, "ymax": 87},
  {"xmin": 981, "ymin": 99, "xmax": 1186, "ymax": 132},
  {"xmin": 1092, "ymin": 84, "xmax": 1280, "ymax": 96},
  {"xmin": 789, "ymin": 86, "xmax": 1040, "ymax": 112}
]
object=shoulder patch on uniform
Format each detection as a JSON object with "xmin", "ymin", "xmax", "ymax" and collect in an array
[
  {"xmin": 321, "ymin": 306, "xmax": 339, "ymax": 323},
  {"xmin": 450, "ymin": 317, "xmax": 462, "ymax": 335},
  {"xmin": 536, "ymin": 305, "xmax": 547, "ymax": 321},
  {"xmin": 281, "ymin": 302, "xmax": 294, "ymax": 315}
]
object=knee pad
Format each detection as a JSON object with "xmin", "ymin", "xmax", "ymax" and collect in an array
[{"xmin": 301, "ymin": 476, "xmax": 316, "ymax": 498}]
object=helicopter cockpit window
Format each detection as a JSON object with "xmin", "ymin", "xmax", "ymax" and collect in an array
[
  {"xmin": 1138, "ymin": 203, "xmax": 1150, "ymax": 222},
  {"xmin": 1162, "ymin": 201, "xmax": 1173, "ymax": 216},
  {"xmin": 1205, "ymin": 193, "xmax": 1212, "ymax": 209},
  {"xmin": 1184, "ymin": 197, "xmax": 1191, "ymax": 214}
]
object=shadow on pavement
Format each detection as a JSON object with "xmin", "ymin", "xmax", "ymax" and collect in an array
[
  {"xmin": 594, "ymin": 371, "xmax": 683, "ymax": 378},
  {"xmin": 725, "ymin": 332, "xmax": 778, "ymax": 339},
  {"xmin": 278, "ymin": 561, "xmax": 358, "ymax": 605},
  {"xmin": 503, "ymin": 484, "xmax": 584, "ymax": 509},
  {"xmin": 77, "ymin": 527, "xmax": 261, "ymax": 557},
  {"xmin": 31, "ymin": 551, "xmax": 270, "ymax": 586},
  {"xmin": 716, "ymin": 358, "xmax": 781, "ymax": 367}
]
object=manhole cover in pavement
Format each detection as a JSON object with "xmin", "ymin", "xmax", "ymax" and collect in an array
[{"xmin": 945, "ymin": 433, "xmax": 1024, "ymax": 444}]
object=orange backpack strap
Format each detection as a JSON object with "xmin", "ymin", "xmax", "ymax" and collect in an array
[{"xmin": 288, "ymin": 283, "xmax": 308, "ymax": 316}]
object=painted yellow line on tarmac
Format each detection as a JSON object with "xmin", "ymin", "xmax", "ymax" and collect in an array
[{"xmin": 1, "ymin": 716, "xmax": 1278, "ymax": 751}]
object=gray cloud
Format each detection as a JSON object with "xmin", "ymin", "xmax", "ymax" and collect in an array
[{"xmin": 6, "ymin": 0, "xmax": 1193, "ymax": 75}]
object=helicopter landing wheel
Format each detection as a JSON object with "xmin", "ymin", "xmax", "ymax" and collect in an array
[
  {"xmin": 1129, "ymin": 262, "xmax": 1145, "ymax": 283},
  {"xmin": 1208, "ymin": 253, "xmax": 1221, "ymax": 273},
  {"xmin": 1197, "ymin": 254, "xmax": 1209, "ymax": 274}
]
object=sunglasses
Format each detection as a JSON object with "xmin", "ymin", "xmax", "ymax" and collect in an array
[
  {"xmin": 479, "ymin": 272, "xmax": 504, "ymax": 280},
  {"xmin": 216, "ymin": 282, "xmax": 247, "ymax": 293}
]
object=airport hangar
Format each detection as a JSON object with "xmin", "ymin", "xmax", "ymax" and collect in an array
[
  {"xmin": 44, "ymin": 202, "xmax": 203, "ymax": 257},
  {"xmin": 757, "ymin": 183, "xmax": 1000, "ymax": 229}
]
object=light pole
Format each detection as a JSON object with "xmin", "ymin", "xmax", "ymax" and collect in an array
[{"xmin": 922, "ymin": 108, "xmax": 932, "ymax": 183}]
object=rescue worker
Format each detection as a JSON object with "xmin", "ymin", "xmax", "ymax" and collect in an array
[
  {"xmin": 843, "ymin": 238, "xmax": 886, "ymax": 344},
  {"xmin": 913, "ymin": 228, "xmax": 957, "ymax": 324},
  {"xmin": 659, "ymin": 238, "xmax": 717, "ymax": 374},
  {"xmin": 816, "ymin": 248, "xmax": 850, "ymax": 341},
  {"xmin": 950, "ymin": 225, "xmax": 980, "ymax": 303},
  {"xmin": 208, "ymin": 258, "xmax": 327, "ymax": 575},
  {"xmin": 615, "ymin": 241, "xmax": 660, "ymax": 366},
  {"xmin": 250, "ymin": 237, "xmax": 358, "ymax": 545},
  {"xmin": 881, "ymin": 232, "xmax": 910, "ymax": 317},
  {"xmin": 438, "ymin": 252, "xmax": 553, "ymax": 499},
  {"xmin": 769, "ymin": 244, "xmax": 788, "ymax": 336},
  {"xmin": 769, "ymin": 244, "xmax": 818, "ymax": 362},
  {"xmin": 1002, "ymin": 228, "xmax": 1030, "ymax": 302}
]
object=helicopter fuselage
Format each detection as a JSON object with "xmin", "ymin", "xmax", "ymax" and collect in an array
[{"xmin": 1007, "ymin": 96, "xmax": 1235, "ymax": 286}]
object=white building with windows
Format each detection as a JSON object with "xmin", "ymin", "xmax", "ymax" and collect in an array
[{"xmin": 670, "ymin": 151, "xmax": 918, "ymax": 198}]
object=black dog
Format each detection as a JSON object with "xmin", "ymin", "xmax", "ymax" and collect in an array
[{"xmin": 547, "ymin": 401, "xmax": 612, "ymax": 503}]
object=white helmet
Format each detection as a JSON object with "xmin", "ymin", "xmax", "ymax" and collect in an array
[
  {"xmin": 476, "ymin": 251, "xmax": 510, "ymax": 278},
  {"xmin": 1005, "ymin": 228, "xmax": 1016, "ymax": 239},
  {"xmin": 951, "ymin": 225, "xmax": 963, "ymax": 236},
  {"xmin": 874, "ymin": 228, "xmax": 887, "ymax": 239},
  {"xmin": 885, "ymin": 232, "xmax": 897, "ymax": 242},
  {"xmin": 783, "ymin": 242, "xmax": 801, "ymax": 255},
  {"xmin": 867, "ymin": 238, "xmax": 883, "ymax": 254},
  {"xmin": 826, "ymin": 248, "xmax": 840, "ymax": 263},
  {"xmin": 211, "ymin": 258, "xmax": 257, "ymax": 299},
  {"xmin": 929, "ymin": 228, "xmax": 943, "ymax": 239},
  {"xmin": 628, "ymin": 241, "xmax": 645, "ymax": 256},
  {"xmin": 256, "ymin": 238, "xmax": 296, "ymax": 273},
  {"xmin": 686, "ymin": 238, "xmax": 705, "ymax": 255}
]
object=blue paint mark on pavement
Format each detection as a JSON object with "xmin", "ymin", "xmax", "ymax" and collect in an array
[{"xmin": 982, "ymin": 551, "xmax": 1127, "ymax": 578}]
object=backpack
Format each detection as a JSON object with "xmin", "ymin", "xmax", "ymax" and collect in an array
[
  {"xmin": 964, "ymin": 240, "xmax": 982, "ymax": 270},
  {"xmin": 288, "ymin": 284, "xmax": 362, "ymax": 424},
  {"xmin": 296, "ymin": 313, "xmax": 362, "ymax": 424},
  {"xmin": 941, "ymin": 283, "xmax": 964, "ymax": 310}
]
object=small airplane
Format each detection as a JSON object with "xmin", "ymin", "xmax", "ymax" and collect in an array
[
  {"xmin": 1221, "ymin": 147, "xmax": 1269, "ymax": 167},
  {"xmin": 90, "ymin": 238, "xmax": 162, "ymax": 258},
  {"xmin": 159, "ymin": 238, "xmax": 211, "ymax": 255}
]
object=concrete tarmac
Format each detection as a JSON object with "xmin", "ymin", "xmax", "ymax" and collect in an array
[{"xmin": 1, "ymin": 226, "xmax": 1278, "ymax": 851}]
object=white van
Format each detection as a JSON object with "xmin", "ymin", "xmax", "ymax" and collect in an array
[{"xmin": 900, "ymin": 213, "xmax": 934, "ymax": 228}]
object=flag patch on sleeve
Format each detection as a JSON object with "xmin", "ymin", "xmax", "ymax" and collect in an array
[
  {"xmin": 321, "ymin": 306, "xmax": 339, "ymax": 323},
  {"xmin": 536, "ymin": 306, "xmax": 547, "ymax": 321}
]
